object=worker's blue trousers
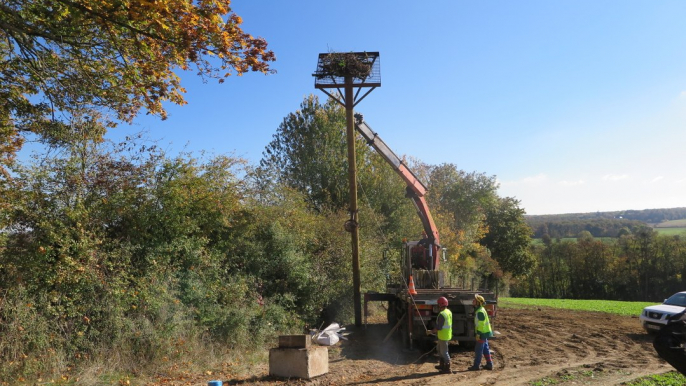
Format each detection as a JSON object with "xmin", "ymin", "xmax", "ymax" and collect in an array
[{"xmin": 473, "ymin": 338, "xmax": 493, "ymax": 367}]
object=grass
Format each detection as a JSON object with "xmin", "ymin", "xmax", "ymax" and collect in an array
[
  {"xmin": 625, "ymin": 371, "xmax": 686, "ymax": 385},
  {"xmin": 499, "ymin": 297, "xmax": 656, "ymax": 317},
  {"xmin": 654, "ymin": 227, "xmax": 686, "ymax": 236},
  {"xmin": 527, "ymin": 369, "xmax": 686, "ymax": 386}
]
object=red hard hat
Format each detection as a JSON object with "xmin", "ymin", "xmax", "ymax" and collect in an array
[{"xmin": 438, "ymin": 297, "xmax": 448, "ymax": 307}]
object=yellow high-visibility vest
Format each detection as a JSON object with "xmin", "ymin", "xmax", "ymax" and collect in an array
[
  {"xmin": 437, "ymin": 308, "xmax": 453, "ymax": 341},
  {"xmin": 475, "ymin": 306, "xmax": 492, "ymax": 336}
]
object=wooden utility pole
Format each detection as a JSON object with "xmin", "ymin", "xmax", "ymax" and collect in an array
[
  {"xmin": 343, "ymin": 76, "xmax": 362, "ymax": 327},
  {"xmin": 314, "ymin": 52, "xmax": 380, "ymax": 326}
]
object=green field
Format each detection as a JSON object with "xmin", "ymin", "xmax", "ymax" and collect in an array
[
  {"xmin": 652, "ymin": 219, "xmax": 686, "ymax": 236},
  {"xmin": 654, "ymin": 227, "xmax": 686, "ymax": 236},
  {"xmin": 499, "ymin": 297, "xmax": 655, "ymax": 316},
  {"xmin": 530, "ymin": 229, "xmax": 686, "ymax": 244}
]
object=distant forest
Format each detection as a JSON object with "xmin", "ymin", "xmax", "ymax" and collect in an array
[{"xmin": 526, "ymin": 207, "xmax": 686, "ymax": 238}]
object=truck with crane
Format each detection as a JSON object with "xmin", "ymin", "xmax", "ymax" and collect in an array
[{"xmin": 356, "ymin": 114, "xmax": 498, "ymax": 349}]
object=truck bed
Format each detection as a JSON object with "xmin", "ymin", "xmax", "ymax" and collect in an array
[{"xmin": 389, "ymin": 286, "xmax": 497, "ymax": 305}]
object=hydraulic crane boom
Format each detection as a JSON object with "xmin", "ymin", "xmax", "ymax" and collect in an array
[
  {"xmin": 356, "ymin": 115, "xmax": 499, "ymax": 350},
  {"xmin": 354, "ymin": 113, "xmax": 441, "ymax": 270}
]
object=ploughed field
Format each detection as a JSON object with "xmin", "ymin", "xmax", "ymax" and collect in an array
[{"xmin": 231, "ymin": 306, "xmax": 673, "ymax": 386}]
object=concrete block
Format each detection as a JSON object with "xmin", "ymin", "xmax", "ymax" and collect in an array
[
  {"xmin": 278, "ymin": 334, "xmax": 310, "ymax": 348},
  {"xmin": 269, "ymin": 346, "xmax": 328, "ymax": 379}
]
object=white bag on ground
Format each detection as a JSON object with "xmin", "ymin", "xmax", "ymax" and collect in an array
[{"xmin": 311, "ymin": 322, "xmax": 349, "ymax": 346}]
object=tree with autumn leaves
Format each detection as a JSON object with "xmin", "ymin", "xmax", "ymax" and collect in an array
[
  {"xmin": 0, "ymin": 2, "xmax": 277, "ymax": 381},
  {"xmin": 0, "ymin": 0, "xmax": 275, "ymax": 176}
]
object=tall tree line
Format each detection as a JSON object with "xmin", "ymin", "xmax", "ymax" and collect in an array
[
  {"xmin": 529, "ymin": 218, "xmax": 645, "ymax": 238},
  {"xmin": 527, "ymin": 207, "xmax": 686, "ymax": 238},
  {"xmin": 518, "ymin": 230, "xmax": 686, "ymax": 301}
]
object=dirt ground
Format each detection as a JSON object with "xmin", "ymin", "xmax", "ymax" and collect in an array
[{"xmin": 188, "ymin": 306, "xmax": 678, "ymax": 386}]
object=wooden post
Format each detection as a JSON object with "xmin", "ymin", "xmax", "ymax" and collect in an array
[
  {"xmin": 313, "ymin": 52, "xmax": 380, "ymax": 328},
  {"xmin": 345, "ymin": 76, "xmax": 362, "ymax": 327}
]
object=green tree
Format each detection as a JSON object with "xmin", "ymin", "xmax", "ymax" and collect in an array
[
  {"xmin": 428, "ymin": 165, "xmax": 498, "ymax": 233},
  {"xmin": 482, "ymin": 197, "xmax": 534, "ymax": 278},
  {"xmin": 576, "ymin": 230, "xmax": 593, "ymax": 242},
  {"xmin": 617, "ymin": 227, "xmax": 631, "ymax": 237},
  {"xmin": 255, "ymin": 95, "xmax": 417, "ymax": 317},
  {"xmin": 259, "ymin": 95, "xmax": 350, "ymax": 211},
  {"xmin": 259, "ymin": 95, "xmax": 394, "ymax": 216},
  {"xmin": 426, "ymin": 164, "xmax": 496, "ymax": 275}
]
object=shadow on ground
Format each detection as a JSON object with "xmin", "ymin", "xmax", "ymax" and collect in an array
[{"xmin": 339, "ymin": 323, "xmax": 473, "ymax": 366}]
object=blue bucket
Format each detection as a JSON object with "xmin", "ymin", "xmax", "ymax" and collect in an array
[{"xmin": 208, "ymin": 381, "xmax": 222, "ymax": 386}]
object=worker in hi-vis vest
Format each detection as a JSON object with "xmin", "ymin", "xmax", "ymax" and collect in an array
[
  {"xmin": 429, "ymin": 296, "xmax": 452, "ymax": 374},
  {"xmin": 468, "ymin": 294, "xmax": 494, "ymax": 371}
]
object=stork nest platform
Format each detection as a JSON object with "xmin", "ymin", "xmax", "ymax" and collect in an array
[{"xmin": 313, "ymin": 51, "xmax": 380, "ymax": 87}]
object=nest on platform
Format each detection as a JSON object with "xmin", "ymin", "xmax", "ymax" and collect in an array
[{"xmin": 314, "ymin": 52, "xmax": 373, "ymax": 80}]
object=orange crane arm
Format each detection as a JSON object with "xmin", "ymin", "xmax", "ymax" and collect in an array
[{"xmin": 354, "ymin": 114, "xmax": 441, "ymax": 269}]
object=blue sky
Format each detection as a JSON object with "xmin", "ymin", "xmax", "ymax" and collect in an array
[{"xmin": 111, "ymin": 0, "xmax": 686, "ymax": 215}]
